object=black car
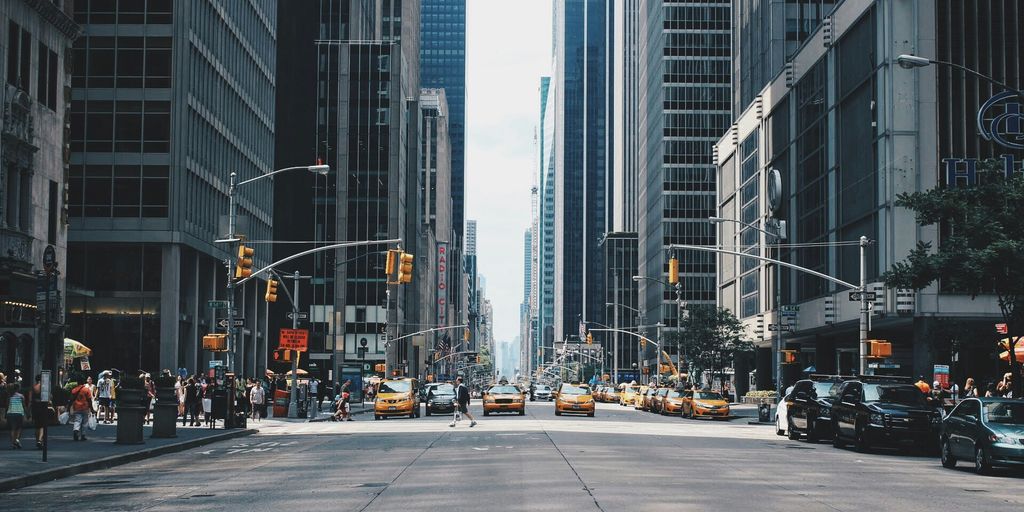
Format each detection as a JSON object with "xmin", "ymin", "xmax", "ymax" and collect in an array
[
  {"xmin": 424, "ymin": 383, "xmax": 456, "ymax": 416},
  {"xmin": 831, "ymin": 378, "xmax": 942, "ymax": 453},
  {"xmin": 940, "ymin": 398, "xmax": 1024, "ymax": 474},
  {"xmin": 786, "ymin": 375, "xmax": 851, "ymax": 442}
]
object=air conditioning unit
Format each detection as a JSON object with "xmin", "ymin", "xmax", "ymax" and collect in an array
[
  {"xmin": 896, "ymin": 289, "xmax": 915, "ymax": 315},
  {"xmin": 872, "ymin": 283, "xmax": 886, "ymax": 316},
  {"xmin": 822, "ymin": 17, "xmax": 834, "ymax": 47},
  {"xmin": 824, "ymin": 296, "xmax": 835, "ymax": 325}
]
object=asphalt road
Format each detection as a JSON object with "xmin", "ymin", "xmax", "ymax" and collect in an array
[{"xmin": 4, "ymin": 401, "xmax": 1021, "ymax": 511}]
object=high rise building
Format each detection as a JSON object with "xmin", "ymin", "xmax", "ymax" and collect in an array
[
  {"xmin": 519, "ymin": 228, "xmax": 531, "ymax": 374},
  {"xmin": 716, "ymin": 0, "xmax": 1015, "ymax": 393},
  {"xmin": 1, "ymin": 0, "xmax": 79, "ymax": 377},
  {"xmin": 552, "ymin": 0, "xmax": 612, "ymax": 345},
  {"xmin": 636, "ymin": 1, "xmax": 730, "ymax": 375},
  {"xmin": 67, "ymin": 0, "xmax": 277, "ymax": 374},
  {"xmin": 464, "ymin": 219, "xmax": 478, "ymax": 351},
  {"xmin": 537, "ymin": 75, "xmax": 555, "ymax": 367},
  {"xmin": 419, "ymin": 0, "xmax": 465, "ymax": 246}
]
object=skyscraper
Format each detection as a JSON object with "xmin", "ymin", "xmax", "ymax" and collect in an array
[
  {"xmin": 637, "ymin": 1, "xmax": 730, "ymax": 373},
  {"xmin": 420, "ymin": 0, "xmax": 465, "ymax": 245},
  {"xmin": 67, "ymin": 0, "xmax": 277, "ymax": 374},
  {"xmin": 553, "ymin": 0, "xmax": 612, "ymax": 344},
  {"xmin": 538, "ymin": 76, "xmax": 556, "ymax": 366}
]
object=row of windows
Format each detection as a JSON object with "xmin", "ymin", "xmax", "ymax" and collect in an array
[
  {"xmin": 7, "ymin": 20, "xmax": 62, "ymax": 112},
  {"xmin": 70, "ymin": 100, "xmax": 170, "ymax": 153},
  {"xmin": 67, "ymin": 165, "xmax": 170, "ymax": 218},
  {"xmin": 72, "ymin": 36, "xmax": 172, "ymax": 89},
  {"xmin": 73, "ymin": 0, "xmax": 173, "ymax": 25}
]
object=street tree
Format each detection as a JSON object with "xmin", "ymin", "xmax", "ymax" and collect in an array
[
  {"xmin": 675, "ymin": 305, "xmax": 752, "ymax": 388},
  {"xmin": 882, "ymin": 164, "xmax": 1023, "ymax": 397}
]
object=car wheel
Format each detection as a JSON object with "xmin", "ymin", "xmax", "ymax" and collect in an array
[
  {"xmin": 555, "ymin": 409, "xmax": 561, "ymax": 416},
  {"xmin": 374, "ymin": 414, "xmax": 381, "ymax": 420},
  {"xmin": 689, "ymin": 407, "xmax": 696, "ymax": 420},
  {"xmin": 854, "ymin": 423, "xmax": 871, "ymax": 453},
  {"xmin": 775, "ymin": 414, "xmax": 785, "ymax": 436},
  {"xmin": 940, "ymin": 438, "xmax": 957, "ymax": 468},
  {"xmin": 519, "ymin": 410, "xmax": 525, "ymax": 416},
  {"xmin": 974, "ymin": 445, "xmax": 992, "ymax": 475},
  {"xmin": 483, "ymin": 411, "xmax": 490, "ymax": 416},
  {"xmin": 425, "ymin": 408, "xmax": 431, "ymax": 416},
  {"xmin": 832, "ymin": 421, "xmax": 845, "ymax": 448},
  {"xmin": 787, "ymin": 417, "xmax": 800, "ymax": 441},
  {"xmin": 588, "ymin": 411, "xmax": 595, "ymax": 418}
]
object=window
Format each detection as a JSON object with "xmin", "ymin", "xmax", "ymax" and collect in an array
[
  {"xmin": 47, "ymin": 180, "xmax": 59, "ymax": 243},
  {"xmin": 7, "ymin": 21, "xmax": 31, "ymax": 91},
  {"xmin": 37, "ymin": 43, "xmax": 59, "ymax": 110}
]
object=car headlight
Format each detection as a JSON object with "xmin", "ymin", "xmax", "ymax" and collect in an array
[
  {"xmin": 869, "ymin": 413, "xmax": 885, "ymax": 426},
  {"xmin": 580, "ymin": 399, "xmax": 594, "ymax": 405},
  {"xmin": 484, "ymin": 397, "xmax": 495, "ymax": 403},
  {"xmin": 695, "ymin": 402, "xmax": 714, "ymax": 409}
]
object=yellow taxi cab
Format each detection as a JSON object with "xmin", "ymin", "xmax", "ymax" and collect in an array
[
  {"xmin": 374, "ymin": 377, "xmax": 420, "ymax": 420},
  {"xmin": 642, "ymin": 387, "xmax": 659, "ymax": 411},
  {"xmin": 620, "ymin": 385, "xmax": 640, "ymax": 406},
  {"xmin": 651, "ymin": 388, "xmax": 669, "ymax": 413},
  {"xmin": 482, "ymin": 383, "xmax": 526, "ymax": 416},
  {"xmin": 554, "ymin": 383, "xmax": 595, "ymax": 417},
  {"xmin": 634, "ymin": 385, "xmax": 650, "ymax": 410},
  {"xmin": 682, "ymin": 389, "xmax": 730, "ymax": 419},
  {"xmin": 662, "ymin": 389, "xmax": 685, "ymax": 415},
  {"xmin": 604, "ymin": 386, "xmax": 621, "ymax": 403}
]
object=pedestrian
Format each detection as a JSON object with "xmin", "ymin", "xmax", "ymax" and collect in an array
[
  {"xmin": 96, "ymin": 371, "xmax": 114, "ymax": 424},
  {"xmin": 249, "ymin": 380, "xmax": 265, "ymax": 422},
  {"xmin": 962, "ymin": 377, "xmax": 979, "ymax": 399},
  {"xmin": 143, "ymin": 373, "xmax": 155, "ymax": 424},
  {"xmin": 450, "ymin": 376, "xmax": 476, "ymax": 428},
  {"xmin": 996, "ymin": 372, "xmax": 1014, "ymax": 398},
  {"xmin": 29, "ymin": 374, "xmax": 50, "ymax": 448},
  {"xmin": 6, "ymin": 383, "xmax": 25, "ymax": 449},
  {"xmin": 914, "ymin": 375, "xmax": 931, "ymax": 395},
  {"xmin": 175, "ymin": 375, "xmax": 185, "ymax": 418},
  {"xmin": 68, "ymin": 379, "xmax": 95, "ymax": 441},
  {"xmin": 309, "ymin": 378, "xmax": 320, "ymax": 412},
  {"xmin": 184, "ymin": 377, "xmax": 201, "ymax": 426}
]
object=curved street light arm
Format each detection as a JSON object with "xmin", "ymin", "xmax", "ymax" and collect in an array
[
  {"xmin": 588, "ymin": 328, "xmax": 660, "ymax": 348},
  {"xmin": 386, "ymin": 324, "xmax": 468, "ymax": 348},
  {"xmin": 236, "ymin": 239, "xmax": 401, "ymax": 286},
  {"xmin": 236, "ymin": 165, "xmax": 326, "ymax": 187},
  {"xmin": 667, "ymin": 244, "xmax": 859, "ymax": 291}
]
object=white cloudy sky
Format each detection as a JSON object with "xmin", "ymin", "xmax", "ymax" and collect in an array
[{"xmin": 464, "ymin": 0, "xmax": 552, "ymax": 354}]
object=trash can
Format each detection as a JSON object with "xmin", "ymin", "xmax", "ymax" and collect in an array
[{"xmin": 758, "ymin": 400, "xmax": 771, "ymax": 422}]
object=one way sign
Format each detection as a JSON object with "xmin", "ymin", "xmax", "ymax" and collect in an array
[{"xmin": 217, "ymin": 318, "xmax": 245, "ymax": 328}]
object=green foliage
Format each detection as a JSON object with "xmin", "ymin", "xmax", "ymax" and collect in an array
[
  {"xmin": 673, "ymin": 305, "xmax": 753, "ymax": 384},
  {"xmin": 882, "ymin": 168, "xmax": 1024, "ymax": 394}
]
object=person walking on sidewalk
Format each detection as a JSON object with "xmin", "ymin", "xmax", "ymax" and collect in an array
[
  {"xmin": 69, "ymin": 381, "xmax": 95, "ymax": 441},
  {"xmin": 6, "ymin": 383, "xmax": 26, "ymax": 449},
  {"xmin": 96, "ymin": 371, "xmax": 114, "ymax": 424},
  {"xmin": 249, "ymin": 380, "xmax": 265, "ymax": 422},
  {"xmin": 309, "ymin": 378, "xmax": 320, "ymax": 412},
  {"xmin": 450, "ymin": 376, "xmax": 476, "ymax": 428},
  {"xmin": 29, "ymin": 374, "xmax": 50, "ymax": 449}
]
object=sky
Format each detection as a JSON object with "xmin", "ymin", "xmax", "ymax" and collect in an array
[{"xmin": 464, "ymin": 0, "xmax": 552, "ymax": 358}]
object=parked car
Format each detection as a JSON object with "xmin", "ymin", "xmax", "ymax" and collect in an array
[
  {"xmin": 424, "ymin": 383, "xmax": 456, "ymax": 416},
  {"xmin": 555, "ymin": 383, "xmax": 595, "ymax": 417},
  {"xmin": 633, "ymin": 385, "xmax": 650, "ymax": 410},
  {"xmin": 651, "ymin": 388, "xmax": 670, "ymax": 413},
  {"xmin": 775, "ymin": 385, "xmax": 794, "ymax": 436},
  {"xmin": 831, "ymin": 378, "xmax": 941, "ymax": 453},
  {"xmin": 662, "ymin": 389, "xmax": 685, "ymax": 415},
  {"xmin": 594, "ymin": 385, "xmax": 608, "ymax": 402},
  {"xmin": 604, "ymin": 387, "xmax": 621, "ymax": 403},
  {"xmin": 940, "ymin": 397, "xmax": 1024, "ymax": 474},
  {"xmin": 682, "ymin": 389, "xmax": 730, "ymax": 419},
  {"xmin": 787, "ymin": 376, "xmax": 851, "ymax": 441},
  {"xmin": 620, "ymin": 385, "xmax": 639, "ymax": 406},
  {"xmin": 642, "ymin": 387, "xmax": 659, "ymax": 411}
]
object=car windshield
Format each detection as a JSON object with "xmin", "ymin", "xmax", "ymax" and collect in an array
[
  {"xmin": 536, "ymin": 386, "xmax": 550, "ymax": 391},
  {"xmin": 561, "ymin": 385, "xmax": 590, "ymax": 395},
  {"xmin": 379, "ymin": 380, "xmax": 411, "ymax": 394},
  {"xmin": 667, "ymin": 390, "xmax": 682, "ymax": 398},
  {"xmin": 428, "ymin": 384, "xmax": 455, "ymax": 396},
  {"xmin": 984, "ymin": 401, "xmax": 1024, "ymax": 424},
  {"xmin": 863, "ymin": 384, "xmax": 926, "ymax": 405},
  {"xmin": 625, "ymin": 386, "xmax": 639, "ymax": 392},
  {"xmin": 489, "ymin": 386, "xmax": 519, "ymax": 394},
  {"xmin": 694, "ymin": 391, "xmax": 724, "ymax": 401},
  {"xmin": 812, "ymin": 382, "xmax": 840, "ymax": 399}
]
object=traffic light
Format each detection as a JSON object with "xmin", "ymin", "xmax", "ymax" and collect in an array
[
  {"xmin": 202, "ymin": 334, "xmax": 227, "ymax": 351},
  {"xmin": 781, "ymin": 349, "xmax": 797, "ymax": 364},
  {"xmin": 385, "ymin": 249, "xmax": 398, "ymax": 276},
  {"xmin": 235, "ymin": 244, "xmax": 254, "ymax": 279},
  {"xmin": 374, "ymin": 363, "xmax": 386, "ymax": 373},
  {"xmin": 586, "ymin": 332, "xmax": 593, "ymax": 345},
  {"xmin": 273, "ymin": 348, "xmax": 292, "ymax": 362},
  {"xmin": 397, "ymin": 252, "xmax": 414, "ymax": 283},
  {"xmin": 265, "ymin": 279, "xmax": 279, "ymax": 302},
  {"xmin": 668, "ymin": 256, "xmax": 679, "ymax": 285},
  {"xmin": 867, "ymin": 340, "xmax": 892, "ymax": 358}
]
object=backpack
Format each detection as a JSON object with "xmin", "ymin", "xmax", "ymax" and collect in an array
[{"xmin": 71, "ymin": 385, "xmax": 91, "ymax": 412}]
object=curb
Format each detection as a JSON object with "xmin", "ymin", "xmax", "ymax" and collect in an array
[
  {"xmin": 308, "ymin": 406, "xmax": 374, "ymax": 422},
  {"xmin": 0, "ymin": 428, "xmax": 257, "ymax": 493}
]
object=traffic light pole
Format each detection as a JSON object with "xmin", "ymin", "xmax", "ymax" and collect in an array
[
  {"xmin": 226, "ymin": 172, "xmax": 237, "ymax": 372},
  {"xmin": 286, "ymin": 270, "xmax": 301, "ymax": 418}
]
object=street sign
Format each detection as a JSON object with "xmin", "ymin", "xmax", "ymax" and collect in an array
[
  {"xmin": 217, "ymin": 318, "xmax": 245, "ymax": 328},
  {"xmin": 996, "ymin": 323, "xmax": 1009, "ymax": 334},
  {"xmin": 286, "ymin": 311, "xmax": 309, "ymax": 320},
  {"xmin": 207, "ymin": 300, "xmax": 230, "ymax": 308},
  {"xmin": 848, "ymin": 291, "xmax": 877, "ymax": 301},
  {"xmin": 209, "ymin": 359, "xmax": 224, "ymax": 368},
  {"xmin": 767, "ymin": 324, "xmax": 794, "ymax": 332},
  {"xmin": 780, "ymin": 305, "xmax": 800, "ymax": 312},
  {"xmin": 40, "ymin": 370, "xmax": 51, "ymax": 402},
  {"xmin": 279, "ymin": 328, "xmax": 309, "ymax": 351},
  {"xmin": 780, "ymin": 310, "xmax": 798, "ymax": 317},
  {"xmin": 868, "ymin": 362, "xmax": 901, "ymax": 369}
]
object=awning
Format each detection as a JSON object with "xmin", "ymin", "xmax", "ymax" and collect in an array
[{"xmin": 63, "ymin": 338, "xmax": 92, "ymax": 358}]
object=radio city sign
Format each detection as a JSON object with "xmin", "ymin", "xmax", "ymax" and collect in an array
[{"xmin": 943, "ymin": 91, "xmax": 1024, "ymax": 187}]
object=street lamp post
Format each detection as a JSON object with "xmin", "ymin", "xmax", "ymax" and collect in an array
[
  {"xmin": 221, "ymin": 165, "xmax": 328, "ymax": 373},
  {"xmin": 896, "ymin": 54, "xmax": 1024, "ymax": 99},
  {"xmin": 606, "ymin": 299, "xmax": 640, "ymax": 385}
]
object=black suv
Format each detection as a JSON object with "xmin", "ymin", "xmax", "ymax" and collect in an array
[
  {"xmin": 831, "ymin": 377, "xmax": 942, "ymax": 453},
  {"xmin": 786, "ymin": 375, "xmax": 851, "ymax": 442}
]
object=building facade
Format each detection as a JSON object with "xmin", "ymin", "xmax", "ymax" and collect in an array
[
  {"xmin": 537, "ymin": 75, "xmax": 555, "ymax": 368},
  {"xmin": 67, "ymin": 0, "xmax": 277, "ymax": 375},
  {"xmin": 716, "ymin": 0, "xmax": 1017, "ymax": 391},
  {"xmin": 1, "ymin": 0, "xmax": 79, "ymax": 377},
  {"xmin": 636, "ymin": 0, "xmax": 730, "ymax": 375}
]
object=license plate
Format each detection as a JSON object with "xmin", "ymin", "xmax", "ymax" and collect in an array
[
  {"xmin": 388, "ymin": 406, "xmax": 396, "ymax": 411},
  {"xmin": 572, "ymin": 405, "xmax": 580, "ymax": 409}
]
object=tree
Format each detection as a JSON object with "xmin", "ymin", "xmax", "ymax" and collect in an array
[
  {"xmin": 674, "ymin": 305, "xmax": 752, "ymax": 388},
  {"xmin": 882, "ymin": 165, "xmax": 1024, "ymax": 397}
]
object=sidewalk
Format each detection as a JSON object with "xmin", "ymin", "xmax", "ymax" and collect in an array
[{"xmin": 0, "ymin": 421, "xmax": 256, "ymax": 493}]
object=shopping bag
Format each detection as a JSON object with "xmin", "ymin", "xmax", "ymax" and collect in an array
[
  {"xmin": 202, "ymin": 398, "xmax": 212, "ymax": 414},
  {"xmin": 58, "ymin": 411, "xmax": 70, "ymax": 425},
  {"xmin": 87, "ymin": 414, "xmax": 98, "ymax": 430}
]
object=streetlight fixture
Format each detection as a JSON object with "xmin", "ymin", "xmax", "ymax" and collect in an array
[
  {"xmin": 895, "ymin": 54, "xmax": 930, "ymax": 69},
  {"xmin": 896, "ymin": 54, "xmax": 1024, "ymax": 99},
  {"xmin": 219, "ymin": 164, "xmax": 330, "ymax": 374}
]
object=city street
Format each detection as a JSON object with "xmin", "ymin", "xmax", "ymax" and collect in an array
[{"xmin": 3, "ymin": 402, "xmax": 1021, "ymax": 511}]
